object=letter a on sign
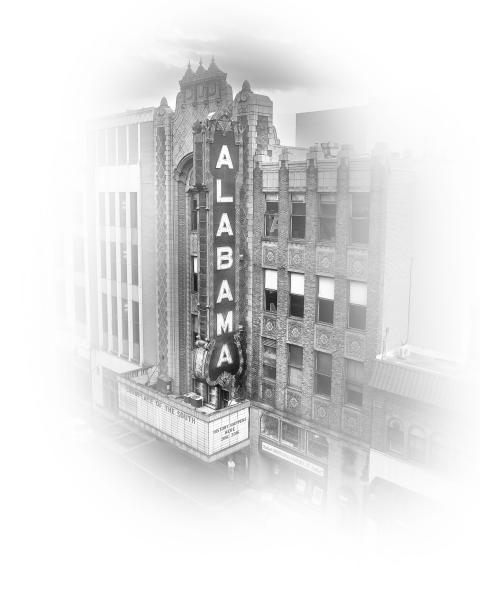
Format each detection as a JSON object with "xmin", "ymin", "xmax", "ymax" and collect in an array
[
  {"xmin": 216, "ymin": 145, "xmax": 233, "ymax": 169},
  {"xmin": 216, "ymin": 279, "xmax": 233, "ymax": 303},
  {"xmin": 217, "ymin": 343, "xmax": 233, "ymax": 367},
  {"xmin": 216, "ymin": 213, "xmax": 233, "ymax": 237}
]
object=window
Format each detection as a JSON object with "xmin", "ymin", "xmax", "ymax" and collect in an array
[
  {"xmin": 314, "ymin": 351, "xmax": 332, "ymax": 396},
  {"xmin": 192, "ymin": 256, "xmax": 198, "ymax": 292},
  {"xmin": 106, "ymin": 128, "xmax": 116, "ymax": 164},
  {"xmin": 130, "ymin": 192, "xmax": 138, "ymax": 228},
  {"xmin": 289, "ymin": 273, "xmax": 304, "ymax": 318},
  {"xmin": 281, "ymin": 421, "xmax": 303, "ymax": 450},
  {"xmin": 111, "ymin": 296, "xmax": 118, "ymax": 337},
  {"xmin": 260, "ymin": 414, "xmax": 279, "ymax": 440},
  {"xmin": 264, "ymin": 193, "xmax": 278, "ymax": 238},
  {"xmin": 307, "ymin": 432, "xmax": 328, "ymax": 461},
  {"xmin": 191, "ymin": 195, "xmax": 198, "ymax": 231},
  {"xmin": 348, "ymin": 281, "xmax": 367, "ymax": 330},
  {"xmin": 100, "ymin": 241, "xmax": 106, "ymax": 278},
  {"xmin": 290, "ymin": 193, "xmax": 306, "ymax": 239},
  {"xmin": 109, "ymin": 192, "xmax": 116, "ymax": 226},
  {"xmin": 288, "ymin": 344, "xmax": 303, "ymax": 388},
  {"xmin": 264, "ymin": 269, "xmax": 277, "ymax": 312},
  {"xmin": 262, "ymin": 340, "xmax": 277, "ymax": 381},
  {"xmin": 192, "ymin": 314, "xmax": 199, "ymax": 348},
  {"xmin": 74, "ymin": 286, "xmax": 86, "ymax": 324},
  {"xmin": 119, "ymin": 192, "xmax": 127, "ymax": 227},
  {"xmin": 132, "ymin": 300, "xmax": 140, "ymax": 345},
  {"xmin": 408, "ymin": 427, "xmax": 426, "ymax": 463},
  {"xmin": 317, "ymin": 276, "xmax": 334, "ymax": 324},
  {"xmin": 350, "ymin": 193, "xmax": 370, "ymax": 244},
  {"xmin": 117, "ymin": 126, "xmax": 127, "ymax": 164},
  {"xmin": 317, "ymin": 194, "xmax": 336, "ymax": 241},
  {"xmin": 387, "ymin": 419, "xmax": 404, "ymax": 453},
  {"xmin": 122, "ymin": 303, "xmax": 129, "ymax": 343},
  {"xmin": 128, "ymin": 124, "xmax": 138, "ymax": 164},
  {"xmin": 110, "ymin": 242, "xmax": 117, "ymax": 281},
  {"xmin": 345, "ymin": 360, "xmax": 364, "ymax": 407},
  {"xmin": 120, "ymin": 243, "xmax": 127, "ymax": 282},
  {"xmin": 73, "ymin": 237, "xmax": 84, "ymax": 273},
  {"xmin": 98, "ymin": 192, "xmax": 105, "ymax": 226},
  {"xmin": 131, "ymin": 244, "xmax": 139, "ymax": 285}
]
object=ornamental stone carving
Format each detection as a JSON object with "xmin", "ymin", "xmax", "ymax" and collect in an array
[
  {"xmin": 285, "ymin": 388, "xmax": 303, "ymax": 411},
  {"xmin": 262, "ymin": 315, "xmax": 277, "ymax": 338},
  {"xmin": 288, "ymin": 244, "xmax": 305, "ymax": 271},
  {"xmin": 345, "ymin": 331, "xmax": 366, "ymax": 361},
  {"xmin": 313, "ymin": 399, "xmax": 330, "ymax": 426},
  {"xmin": 287, "ymin": 319, "xmax": 303, "ymax": 343},
  {"xmin": 347, "ymin": 248, "xmax": 368, "ymax": 281},
  {"xmin": 342, "ymin": 408, "xmax": 364, "ymax": 438},
  {"xmin": 314, "ymin": 325, "xmax": 335, "ymax": 352},
  {"xmin": 262, "ymin": 383, "xmax": 276, "ymax": 406},
  {"xmin": 262, "ymin": 242, "xmax": 278, "ymax": 267},
  {"xmin": 316, "ymin": 246, "xmax": 335, "ymax": 275}
]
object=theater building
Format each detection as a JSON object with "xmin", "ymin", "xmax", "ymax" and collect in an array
[{"xmin": 64, "ymin": 60, "xmax": 463, "ymax": 517}]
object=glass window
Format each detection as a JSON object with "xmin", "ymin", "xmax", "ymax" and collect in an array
[
  {"xmin": 264, "ymin": 193, "xmax": 279, "ymax": 238},
  {"xmin": 307, "ymin": 432, "xmax": 328, "ymax": 460},
  {"xmin": 281, "ymin": 421, "xmax": 303, "ymax": 449},
  {"xmin": 110, "ymin": 242, "xmax": 117, "ymax": 281},
  {"xmin": 264, "ymin": 269, "xmax": 277, "ymax": 312},
  {"xmin": 289, "ymin": 273, "xmax": 304, "ymax": 318},
  {"xmin": 345, "ymin": 359, "xmax": 364, "ymax": 407},
  {"xmin": 119, "ymin": 192, "xmax": 127, "ymax": 227},
  {"xmin": 408, "ymin": 427, "xmax": 426, "ymax": 463},
  {"xmin": 128, "ymin": 124, "xmax": 138, "ymax": 163},
  {"xmin": 117, "ymin": 126, "xmax": 127, "ymax": 164},
  {"xmin": 317, "ymin": 194, "xmax": 336, "ymax": 241},
  {"xmin": 350, "ymin": 193, "xmax": 370, "ymax": 244},
  {"xmin": 387, "ymin": 419, "xmax": 404, "ymax": 454},
  {"xmin": 348, "ymin": 281, "xmax": 367, "ymax": 330},
  {"xmin": 132, "ymin": 300, "xmax": 140, "ymax": 345},
  {"xmin": 317, "ymin": 276, "xmax": 334, "ymax": 324},
  {"xmin": 261, "ymin": 414, "xmax": 279, "ymax": 440},
  {"xmin": 262, "ymin": 340, "xmax": 277, "ymax": 381},
  {"xmin": 290, "ymin": 193, "xmax": 306, "ymax": 239},
  {"xmin": 130, "ymin": 192, "xmax": 138, "ymax": 228},
  {"xmin": 288, "ymin": 344, "xmax": 303, "ymax": 388},
  {"xmin": 131, "ymin": 244, "xmax": 139, "ymax": 286},
  {"xmin": 111, "ymin": 296, "xmax": 118, "ymax": 336},
  {"xmin": 192, "ymin": 256, "xmax": 198, "ymax": 292},
  {"xmin": 191, "ymin": 195, "xmax": 198, "ymax": 231},
  {"xmin": 314, "ymin": 351, "xmax": 332, "ymax": 396},
  {"xmin": 192, "ymin": 314, "xmax": 199, "ymax": 348}
]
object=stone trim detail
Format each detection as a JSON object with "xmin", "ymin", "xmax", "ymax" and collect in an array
[
  {"xmin": 341, "ymin": 407, "xmax": 364, "ymax": 439},
  {"xmin": 346, "ymin": 247, "xmax": 368, "ymax": 281},
  {"xmin": 315, "ymin": 245, "xmax": 335, "ymax": 275},
  {"xmin": 344, "ymin": 331, "xmax": 366, "ymax": 361},
  {"xmin": 285, "ymin": 388, "xmax": 303, "ymax": 412},
  {"xmin": 262, "ymin": 242, "xmax": 278, "ymax": 268},
  {"xmin": 262, "ymin": 315, "xmax": 277, "ymax": 339},
  {"xmin": 287, "ymin": 319, "xmax": 303, "ymax": 344},
  {"xmin": 312, "ymin": 398, "xmax": 330, "ymax": 426},
  {"xmin": 287, "ymin": 243, "xmax": 305, "ymax": 271},
  {"xmin": 314, "ymin": 325, "xmax": 335, "ymax": 352}
]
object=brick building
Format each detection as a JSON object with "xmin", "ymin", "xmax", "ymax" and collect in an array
[{"xmin": 58, "ymin": 60, "xmax": 463, "ymax": 522}]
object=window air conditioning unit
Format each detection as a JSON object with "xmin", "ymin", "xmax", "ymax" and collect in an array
[{"xmin": 182, "ymin": 392, "xmax": 204, "ymax": 408}]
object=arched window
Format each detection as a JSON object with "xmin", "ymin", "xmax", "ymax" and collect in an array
[
  {"xmin": 408, "ymin": 426, "xmax": 427, "ymax": 463},
  {"xmin": 387, "ymin": 419, "xmax": 404, "ymax": 454}
]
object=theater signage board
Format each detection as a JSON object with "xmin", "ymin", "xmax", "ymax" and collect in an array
[
  {"xmin": 118, "ymin": 383, "xmax": 249, "ymax": 458},
  {"xmin": 206, "ymin": 127, "xmax": 243, "ymax": 384}
]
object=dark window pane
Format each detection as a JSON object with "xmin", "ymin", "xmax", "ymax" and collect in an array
[
  {"xmin": 315, "ymin": 374, "xmax": 331, "ymax": 396},
  {"xmin": 321, "ymin": 203, "xmax": 336, "ymax": 218},
  {"xmin": 307, "ymin": 433, "xmax": 328, "ymax": 460},
  {"xmin": 131, "ymin": 244, "xmax": 139, "ymax": 285},
  {"xmin": 111, "ymin": 296, "xmax": 118, "ymax": 336},
  {"xmin": 191, "ymin": 196, "xmax": 198, "ymax": 230},
  {"xmin": 132, "ymin": 301, "xmax": 140, "ymax": 344},
  {"xmin": 265, "ymin": 289, "xmax": 277, "ymax": 312},
  {"xmin": 292, "ymin": 202, "xmax": 306, "ymax": 215},
  {"xmin": 263, "ymin": 364, "xmax": 276, "ymax": 380},
  {"xmin": 290, "ymin": 294, "xmax": 304, "ymax": 318},
  {"xmin": 264, "ymin": 213, "xmax": 278, "ymax": 237},
  {"xmin": 289, "ymin": 344, "xmax": 303, "ymax": 367},
  {"xmin": 130, "ymin": 193, "xmax": 137, "ymax": 228},
  {"xmin": 281, "ymin": 422, "xmax": 300, "ymax": 448},
  {"xmin": 261, "ymin": 415, "xmax": 279, "ymax": 439},
  {"xmin": 352, "ymin": 195, "xmax": 370, "ymax": 218},
  {"xmin": 315, "ymin": 352, "xmax": 332, "ymax": 374},
  {"xmin": 349, "ymin": 305, "xmax": 366, "ymax": 330},
  {"xmin": 319, "ymin": 219, "xmax": 336, "ymax": 241},
  {"xmin": 346, "ymin": 385, "xmax": 363, "ymax": 406},
  {"xmin": 291, "ymin": 216, "xmax": 305, "ymax": 239},
  {"xmin": 351, "ymin": 219, "xmax": 369, "ymax": 244},
  {"xmin": 317, "ymin": 298, "xmax": 334, "ymax": 323}
]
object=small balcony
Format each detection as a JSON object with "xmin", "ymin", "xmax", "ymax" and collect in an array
[{"xmin": 117, "ymin": 367, "xmax": 250, "ymax": 462}]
